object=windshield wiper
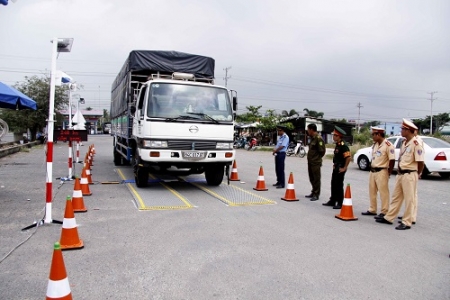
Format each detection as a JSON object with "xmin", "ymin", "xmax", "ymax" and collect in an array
[
  {"xmin": 186, "ymin": 112, "xmax": 219, "ymax": 123},
  {"xmin": 165, "ymin": 115, "xmax": 200, "ymax": 122}
]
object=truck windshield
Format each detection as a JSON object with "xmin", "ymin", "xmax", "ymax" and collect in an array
[{"xmin": 147, "ymin": 83, "xmax": 233, "ymax": 122}]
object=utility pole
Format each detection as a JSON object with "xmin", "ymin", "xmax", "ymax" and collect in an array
[
  {"xmin": 223, "ymin": 66, "xmax": 231, "ymax": 87},
  {"xmin": 356, "ymin": 102, "xmax": 363, "ymax": 133},
  {"xmin": 428, "ymin": 91, "xmax": 437, "ymax": 134}
]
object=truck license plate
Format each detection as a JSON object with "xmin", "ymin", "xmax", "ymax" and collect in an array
[{"xmin": 182, "ymin": 151, "xmax": 206, "ymax": 159}]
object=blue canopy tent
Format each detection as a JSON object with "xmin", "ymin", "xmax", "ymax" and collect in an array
[{"xmin": 0, "ymin": 81, "xmax": 37, "ymax": 110}]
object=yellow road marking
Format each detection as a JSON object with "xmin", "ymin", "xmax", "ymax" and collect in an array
[
  {"xmin": 191, "ymin": 181, "xmax": 276, "ymax": 206},
  {"xmin": 228, "ymin": 184, "xmax": 276, "ymax": 205},
  {"xmin": 191, "ymin": 182, "xmax": 235, "ymax": 206},
  {"xmin": 149, "ymin": 175, "xmax": 193, "ymax": 209},
  {"xmin": 117, "ymin": 169, "xmax": 193, "ymax": 210},
  {"xmin": 117, "ymin": 169, "xmax": 146, "ymax": 209}
]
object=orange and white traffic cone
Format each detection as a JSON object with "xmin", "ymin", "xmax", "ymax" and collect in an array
[
  {"xmin": 281, "ymin": 172, "xmax": 299, "ymax": 201},
  {"xmin": 335, "ymin": 184, "xmax": 358, "ymax": 221},
  {"xmin": 85, "ymin": 162, "xmax": 93, "ymax": 184},
  {"xmin": 229, "ymin": 160, "xmax": 240, "ymax": 181},
  {"xmin": 60, "ymin": 196, "xmax": 84, "ymax": 250},
  {"xmin": 72, "ymin": 177, "xmax": 87, "ymax": 213},
  {"xmin": 45, "ymin": 242, "xmax": 73, "ymax": 300},
  {"xmin": 80, "ymin": 168, "xmax": 92, "ymax": 196},
  {"xmin": 253, "ymin": 166, "xmax": 268, "ymax": 191}
]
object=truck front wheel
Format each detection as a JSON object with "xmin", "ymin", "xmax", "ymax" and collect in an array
[
  {"xmin": 133, "ymin": 149, "xmax": 148, "ymax": 188},
  {"xmin": 205, "ymin": 165, "xmax": 224, "ymax": 186},
  {"xmin": 135, "ymin": 165, "xmax": 149, "ymax": 188}
]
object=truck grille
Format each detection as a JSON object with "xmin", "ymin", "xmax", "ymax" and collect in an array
[{"xmin": 167, "ymin": 140, "xmax": 217, "ymax": 150}]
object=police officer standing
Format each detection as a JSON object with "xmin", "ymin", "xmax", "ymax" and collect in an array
[
  {"xmin": 272, "ymin": 125, "xmax": 289, "ymax": 189},
  {"xmin": 361, "ymin": 127, "xmax": 395, "ymax": 218},
  {"xmin": 376, "ymin": 119, "xmax": 424, "ymax": 230},
  {"xmin": 323, "ymin": 126, "xmax": 351, "ymax": 209},
  {"xmin": 398, "ymin": 128, "xmax": 424, "ymax": 225},
  {"xmin": 305, "ymin": 123, "xmax": 326, "ymax": 201}
]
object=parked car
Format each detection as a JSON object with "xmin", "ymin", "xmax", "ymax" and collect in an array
[{"xmin": 353, "ymin": 136, "xmax": 450, "ymax": 178}]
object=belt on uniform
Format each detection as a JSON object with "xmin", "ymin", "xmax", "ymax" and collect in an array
[
  {"xmin": 370, "ymin": 167, "xmax": 386, "ymax": 173},
  {"xmin": 398, "ymin": 169, "xmax": 417, "ymax": 175}
]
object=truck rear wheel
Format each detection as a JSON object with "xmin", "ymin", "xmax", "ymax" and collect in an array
[
  {"xmin": 205, "ymin": 165, "xmax": 224, "ymax": 186},
  {"xmin": 113, "ymin": 148, "xmax": 123, "ymax": 166}
]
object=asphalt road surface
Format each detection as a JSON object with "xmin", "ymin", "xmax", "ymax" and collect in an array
[{"xmin": 0, "ymin": 135, "xmax": 449, "ymax": 299}]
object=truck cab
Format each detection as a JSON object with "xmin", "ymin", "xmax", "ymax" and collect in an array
[
  {"xmin": 131, "ymin": 73, "xmax": 235, "ymax": 186},
  {"xmin": 111, "ymin": 50, "xmax": 237, "ymax": 188}
]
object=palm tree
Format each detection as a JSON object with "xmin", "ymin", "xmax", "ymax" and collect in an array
[
  {"xmin": 281, "ymin": 109, "xmax": 298, "ymax": 117},
  {"xmin": 303, "ymin": 108, "xmax": 324, "ymax": 118}
]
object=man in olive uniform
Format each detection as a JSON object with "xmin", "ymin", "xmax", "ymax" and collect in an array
[
  {"xmin": 305, "ymin": 123, "xmax": 326, "ymax": 201},
  {"xmin": 376, "ymin": 119, "xmax": 424, "ymax": 230},
  {"xmin": 322, "ymin": 126, "xmax": 351, "ymax": 209},
  {"xmin": 361, "ymin": 127, "xmax": 395, "ymax": 218},
  {"xmin": 272, "ymin": 125, "xmax": 289, "ymax": 189}
]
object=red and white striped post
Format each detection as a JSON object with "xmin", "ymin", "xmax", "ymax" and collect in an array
[
  {"xmin": 43, "ymin": 38, "xmax": 61, "ymax": 224},
  {"xmin": 67, "ymin": 140, "xmax": 73, "ymax": 179},
  {"xmin": 76, "ymin": 141, "xmax": 81, "ymax": 163},
  {"xmin": 23, "ymin": 37, "xmax": 73, "ymax": 231}
]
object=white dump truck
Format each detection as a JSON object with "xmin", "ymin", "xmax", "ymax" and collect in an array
[{"xmin": 111, "ymin": 50, "xmax": 237, "ymax": 187}]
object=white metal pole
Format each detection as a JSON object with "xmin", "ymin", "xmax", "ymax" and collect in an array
[
  {"xmin": 68, "ymin": 85, "xmax": 73, "ymax": 128},
  {"xmin": 44, "ymin": 37, "xmax": 58, "ymax": 224}
]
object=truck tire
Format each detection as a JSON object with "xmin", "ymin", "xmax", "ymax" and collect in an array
[
  {"xmin": 205, "ymin": 165, "xmax": 224, "ymax": 186},
  {"xmin": 113, "ymin": 148, "xmax": 123, "ymax": 166},
  {"xmin": 134, "ymin": 165, "xmax": 149, "ymax": 188}
]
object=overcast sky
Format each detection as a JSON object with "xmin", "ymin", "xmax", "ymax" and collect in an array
[{"xmin": 1, "ymin": 0, "xmax": 449, "ymax": 125}]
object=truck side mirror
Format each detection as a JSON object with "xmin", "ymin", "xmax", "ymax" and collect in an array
[
  {"xmin": 232, "ymin": 96, "xmax": 237, "ymax": 111},
  {"xmin": 130, "ymin": 106, "xmax": 136, "ymax": 114}
]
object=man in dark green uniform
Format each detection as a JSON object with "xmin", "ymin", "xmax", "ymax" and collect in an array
[
  {"xmin": 305, "ymin": 123, "xmax": 326, "ymax": 201},
  {"xmin": 323, "ymin": 126, "xmax": 351, "ymax": 209}
]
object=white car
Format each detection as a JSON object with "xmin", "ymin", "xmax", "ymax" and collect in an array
[{"xmin": 353, "ymin": 136, "xmax": 450, "ymax": 179}]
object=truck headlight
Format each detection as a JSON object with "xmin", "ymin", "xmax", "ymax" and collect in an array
[
  {"xmin": 143, "ymin": 140, "xmax": 168, "ymax": 148},
  {"xmin": 216, "ymin": 142, "xmax": 233, "ymax": 149}
]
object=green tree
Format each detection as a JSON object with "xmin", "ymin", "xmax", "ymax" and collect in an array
[
  {"xmin": 280, "ymin": 109, "xmax": 298, "ymax": 117},
  {"xmin": 235, "ymin": 105, "xmax": 262, "ymax": 123},
  {"xmin": 258, "ymin": 109, "xmax": 278, "ymax": 131},
  {"xmin": 1, "ymin": 75, "xmax": 69, "ymax": 140},
  {"xmin": 103, "ymin": 109, "xmax": 110, "ymax": 122},
  {"xmin": 361, "ymin": 120, "xmax": 381, "ymax": 131},
  {"xmin": 413, "ymin": 112, "xmax": 450, "ymax": 134},
  {"xmin": 303, "ymin": 108, "xmax": 324, "ymax": 118}
]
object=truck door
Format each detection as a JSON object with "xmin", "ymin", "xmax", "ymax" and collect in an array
[{"xmin": 134, "ymin": 85, "xmax": 147, "ymax": 136}]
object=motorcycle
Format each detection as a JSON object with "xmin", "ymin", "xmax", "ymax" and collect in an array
[
  {"xmin": 245, "ymin": 138, "xmax": 258, "ymax": 151},
  {"xmin": 286, "ymin": 141, "xmax": 306, "ymax": 157},
  {"xmin": 233, "ymin": 137, "xmax": 247, "ymax": 149},
  {"xmin": 295, "ymin": 141, "xmax": 307, "ymax": 158}
]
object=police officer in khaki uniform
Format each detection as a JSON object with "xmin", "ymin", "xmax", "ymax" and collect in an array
[
  {"xmin": 361, "ymin": 127, "xmax": 395, "ymax": 218},
  {"xmin": 305, "ymin": 123, "xmax": 326, "ymax": 201},
  {"xmin": 398, "ymin": 129, "xmax": 423, "ymax": 225},
  {"xmin": 322, "ymin": 126, "xmax": 351, "ymax": 209},
  {"xmin": 376, "ymin": 119, "xmax": 424, "ymax": 230}
]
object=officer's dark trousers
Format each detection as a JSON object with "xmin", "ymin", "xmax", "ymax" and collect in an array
[
  {"xmin": 275, "ymin": 152, "xmax": 286, "ymax": 187},
  {"xmin": 308, "ymin": 163, "xmax": 321, "ymax": 197},
  {"xmin": 331, "ymin": 169, "xmax": 346, "ymax": 205}
]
